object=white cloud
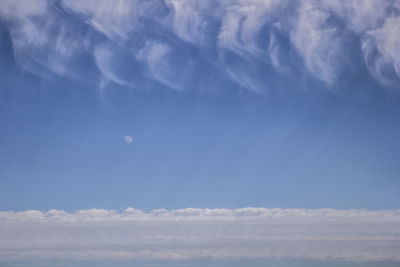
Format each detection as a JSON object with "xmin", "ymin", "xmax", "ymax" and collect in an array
[
  {"xmin": 167, "ymin": 0, "xmax": 217, "ymax": 44},
  {"xmin": 1, "ymin": 0, "xmax": 400, "ymax": 91},
  {"xmin": 268, "ymin": 32, "xmax": 293, "ymax": 77},
  {"xmin": 0, "ymin": 208, "xmax": 400, "ymax": 262},
  {"xmin": 137, "ymin": 41, "xmax": 188, "ymax": 90},
  {"xmin": 362, "ymin": 16, "xmax": 400, "ymax": 86},
  {"xmin": 221, "ymin": 62, "xmax": 260, "ymax": 92},
  {"xmin": 0, "ymin": 0, "xmax": 83, "ymax": 79},
  {"xmin": 94, "ymin": 44, "xmax": 130, "ymax": 86},
  {"xmin": 0, "ymin": 0, "xmax": 47, "ymax": 19},
  {"xmin": 315, "ymin": 0, "xmax": 390, "ymax": 33},
  {"xmin": 61, "ymin": 0, "xmax": 153, "ymax": 41},
  {"xmin": 290, "ymin": 2, "xmax": 343, "ymax": 85},
  {"xmin": 218, "ymin": 0, "xmax": 286, "ymax": 57}
]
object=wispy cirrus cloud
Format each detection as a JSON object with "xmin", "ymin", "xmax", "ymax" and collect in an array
[
  {"xmin": 362, "ymin": 16, "xmax": 400, "ymax": 87},
  {"xmin": 1, "ymin": 0, "xmax": 400, "ymax": 91},
  {"xmin": 0, "ymin": 208, "xmax": 400, "ymax": 262},
  {"xmin": 0, "ymin": 0, "xmax": 78, "ymax": 78},
  {"xmin": 290, "ymin": 2, "xmax": 343, "ymax": 85},
  {"xmin": 94, "ymin": 43, "xmax": 130, "ymax": 86},
  {"xmin": 137, "ymin": 41, "xmax": 186, "ymax": 90}
]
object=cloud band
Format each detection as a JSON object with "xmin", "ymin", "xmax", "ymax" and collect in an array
[
  {"xmin": 1, "ymin": 208, "xmax": 400, "ymax": 262},
  {"xmin": 1, "ymin": 0, "xmax": 400, "ymax": 91}
]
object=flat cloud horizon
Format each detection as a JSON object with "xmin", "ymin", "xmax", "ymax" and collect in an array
[{"xmin": 1, "ymin": 207, "xmax": 400, "ymax": 262}]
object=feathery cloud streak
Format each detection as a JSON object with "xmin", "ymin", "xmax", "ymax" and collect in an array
[
  {"xmin": 1, "ymin": 0, "xmax": 400, "ymax": 91},
  {"xmin": 1, "ymin": 208, "xmax": 400, "ymax": 262}
]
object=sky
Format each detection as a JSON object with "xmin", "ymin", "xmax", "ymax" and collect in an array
[{"xmin": 0, "ymin": 0, "xmax": 400, "ymax": 266}]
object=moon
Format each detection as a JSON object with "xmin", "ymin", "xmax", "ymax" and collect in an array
[{"xmin": 124, "ymin": 136, "xmax": 133, "ymax": 144}]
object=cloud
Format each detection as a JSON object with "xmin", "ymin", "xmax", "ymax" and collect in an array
[
  {"xmin": 0, "ymin": 0, "xmax": 75, "ymax": 78},
  {"xmin": 61, "ymin": 0, "xmax": 164, "ymax": 41},
  {"xmin": 137, "ymin": 41, "xmax": 185, "ymax": 90},
  {"xmin": 289, "ymin": 2, "xmax": 343, "ymax": 85},
  {"xmin": 218, "ymin": 0, "xmax": 287, "ymax": 57},
  {"xmin": 317, "ymin": 0, "xmax": 390, "ymax": 34},
  {"xmin": 362, "ymin": 16, "xmax": 400, "ymax": 87},
  {"xmin": 1, "ymin": 0, "xmax": 400, "ymax": 91},
  {"xmin": 0, "ymin": 208, "xmax": 400, "ymax": 262},
  {"xmin": 167, "ymin": 0, "xmax": 218, "ymax": 45},
  {"xmin": 94, "ymin": 44, "xmax": 130, "ymax": 86}
]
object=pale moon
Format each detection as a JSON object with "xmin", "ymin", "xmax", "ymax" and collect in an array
[{"xmin": 124, "ymin": 136, "xmax": 133, "ymax": 144}]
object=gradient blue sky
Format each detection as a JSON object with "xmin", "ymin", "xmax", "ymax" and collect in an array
[
  {"xmin": 1, "ymin": 0, "xmax": 400, "ymax": 265},
  {"xmin": 1, "ymin": 0, "xmax": 400, "ymax": 211}
]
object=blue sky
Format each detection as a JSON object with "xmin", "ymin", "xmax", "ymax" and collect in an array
[{"xmin": 1, "ymin": 0, "xmax": 400, "ymax": 265}]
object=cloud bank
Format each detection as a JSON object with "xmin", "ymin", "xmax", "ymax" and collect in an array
[
  {"xmin": 1, "ymin": 208, "xmax": 400, "ymax": 262},
  {"xmin": 1, "ymin": 0, "xmax": 400, "ymax": 92}
]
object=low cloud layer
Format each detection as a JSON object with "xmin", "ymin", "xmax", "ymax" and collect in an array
[
  {"xmin": 1, "ymin": 208, "xmax": 400, "ymax": 262},
  {"xmin": 1, "ymin": 0, "xmax": 400, "ymax": 92}
]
